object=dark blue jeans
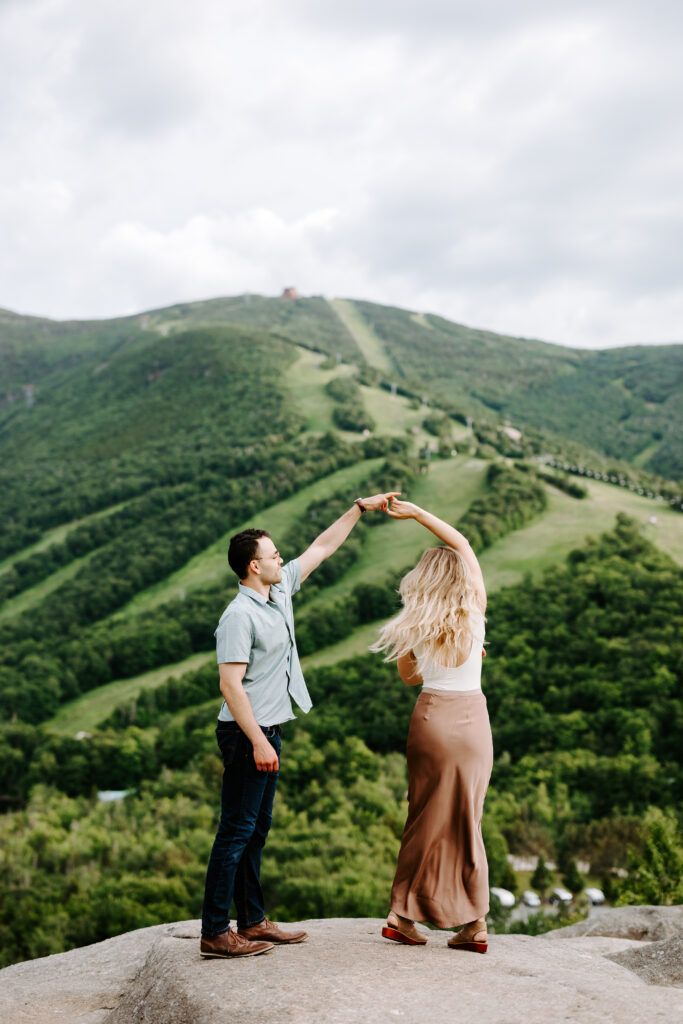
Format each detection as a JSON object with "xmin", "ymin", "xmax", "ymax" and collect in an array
[{"xmin": 201, "ymin": 722, "xmax": 282, "ymax": 937}]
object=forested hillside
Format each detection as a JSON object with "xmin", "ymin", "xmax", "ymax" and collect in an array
[
  {"xmin": 349, "ymin": 300, "xmax": 682, "ymax": 479},
  {"xmin": 0, "ymin": 294, "xmax": 680, "ymax": 967},
  {"xmin": 3, "ymin": 295, "xmax": 681, "ymax": 481}
]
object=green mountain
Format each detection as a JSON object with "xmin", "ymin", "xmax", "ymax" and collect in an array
[{"xmin": 2, "ymin": 295, "xmax": 681, "ymax": 477}]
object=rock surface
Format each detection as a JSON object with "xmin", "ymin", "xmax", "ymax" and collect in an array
[
  {"xmin": 1, "ymin": 910, "xmax": 682, "ymax": 1024},
  {"xmin": 607, "ymin": 936, "xmax": 683, "ymax": 988},
  {"xmin": 0, "ymin": 921, "xmax": 173, "ymax": 1024},
  {"xmin": 543, "ymin": 904, "xmax": 683, "ymax": 942}
]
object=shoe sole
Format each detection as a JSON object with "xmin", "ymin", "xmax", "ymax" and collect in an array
[
  {"xmin": 200, "ymin": 944, "xmax": 274, "ymax": 959},
  {"xmin": 381, "ymin": 925, "xmax": 427, "ymax": 946},
  {"xmin": 237, "ymin": 934, "xmax": 307, "ymax": 944},
  {"xmin": 447, "ymin": 940, "xmax": 488, "ymax": 954}
]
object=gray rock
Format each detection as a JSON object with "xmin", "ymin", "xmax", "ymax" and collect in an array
[
  {"xmin": 0, "ymin": 920, "xmax": 180, "ymax": 1024},
  {"xmin": 544, "ymin": 904, "xmax": 683, "ymax": 942},
  {"xmin": 607, "ymin": 937, "xmax": 683, "ymax": 988},
  {"xmin": 2, "ymin": 916, "xmax": 683, "ymax": 1024}
]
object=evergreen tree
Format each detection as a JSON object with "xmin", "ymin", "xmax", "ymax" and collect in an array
[
  {"xmin": 562, "ymin": 859, "xmax": 584, "ymax": 895},
  {"xmin": 531, "ymin": 854, "xmax": 553, "ymax": 899}
]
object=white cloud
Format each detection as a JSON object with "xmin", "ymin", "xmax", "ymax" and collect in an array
[
  {"xmin": 95, "ymin": 207, "xmax": 341, "ymax": 311},
  {"xmin": 0, "ymin": 0, "xmax": 682, "ymax": 347}
]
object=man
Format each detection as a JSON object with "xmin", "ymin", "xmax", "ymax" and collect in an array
[{"xmin": 200, "ymin": 489, "xmax": 399, "ymax": 959}]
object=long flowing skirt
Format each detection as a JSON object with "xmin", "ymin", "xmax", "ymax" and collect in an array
[{"xmin": 390, "ymin": 690, "xmax": 493, "ymax": 929}]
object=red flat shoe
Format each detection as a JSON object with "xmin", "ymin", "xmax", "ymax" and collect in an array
[{"xmin": 382, "ymin": 924, "xmax": 428, "ymax": 946}]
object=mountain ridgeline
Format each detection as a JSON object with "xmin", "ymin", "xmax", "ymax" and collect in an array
[
  {"xmin": 1, "ymin": 295, "xmax": 681, "ymax": 484},
  {"xmin": 0, "ymin": 294, "xmax": 680, "ymax": 967}
]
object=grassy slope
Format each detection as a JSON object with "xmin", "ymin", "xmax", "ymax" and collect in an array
[
  {"xmin": 287, "ymin": 341, "xmax": 470, "ymax": 444},
  {"xmin": 281, "ymin": 347, "xmax": 355, "ymax": 435},
  {"xmin": 0, "ymin": 549, "xmax": 101, "ymax": 622},
  {"xmin": 0, "ymin": 502, "xmax": 127, "ymax": 576},
  {"xmin": 47, "ymin": 622, "xmax": 391, "ymax": 736},
  {"xmin": 48, "ymin": 652, "xmax": 213, "ymax": 735},
  {"xmin": 479, "ymin": 478, "xmax": 682, "ymax": 591},
  {"xmin": 329, "ymin": 298, "xmax": 394, "ymax": 374},
  {"xmin": 300, "ymin": 621, "xmax": 385, "ymax": 670}
]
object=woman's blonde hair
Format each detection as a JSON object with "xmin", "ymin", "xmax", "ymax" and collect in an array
[{"xmin": 371, "ymin": 546, "xmax": 484, "ymax": 670}]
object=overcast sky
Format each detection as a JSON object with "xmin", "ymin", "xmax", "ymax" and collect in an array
[{"xmin": 1, "ymin": 0, "xmax": 682, "ymax": 348}]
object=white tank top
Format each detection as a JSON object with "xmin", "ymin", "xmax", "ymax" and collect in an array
[{"xmin": 415, "ymin": 615, "xmax": 485, "ymax": 694}]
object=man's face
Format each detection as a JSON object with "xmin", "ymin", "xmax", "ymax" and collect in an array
[{"xmin": 252, "ymin": 538, "xmax": 283, "ymax": 585}]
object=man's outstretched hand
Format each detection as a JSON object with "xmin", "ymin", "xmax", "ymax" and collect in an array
[{"xmin": 360, "ymin": 491, "xmax": 401, "ymax": 512}]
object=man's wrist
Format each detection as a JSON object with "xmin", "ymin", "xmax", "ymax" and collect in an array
[{"xmin": 354, "ymin": 498, "xmax": 366, "ymax": 513}]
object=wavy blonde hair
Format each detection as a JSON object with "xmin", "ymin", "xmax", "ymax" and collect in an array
[{"xmin": 371, "ymin": 547, "xmax": 484, "ymax": 671}]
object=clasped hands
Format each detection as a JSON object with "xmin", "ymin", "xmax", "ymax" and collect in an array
[{"xmin": 359, "ymin": 492, "xmax": 421, "ymax": 520}]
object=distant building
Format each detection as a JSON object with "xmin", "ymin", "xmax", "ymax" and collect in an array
[
  {"xmin": 281, "ymin": 286, "xmax": 300, "ymax": 299},
  {"xmin": 502, "ymin": 426, "xmax": 522, "ymax": 442}
]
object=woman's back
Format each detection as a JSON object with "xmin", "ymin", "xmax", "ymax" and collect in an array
[{"xmin": 415, "ymin": 612, "xmax": 485, "ymax": 693}]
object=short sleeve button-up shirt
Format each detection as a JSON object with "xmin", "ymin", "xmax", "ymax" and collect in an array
[{"xmin": 215, "ymin": 559, "xmax": 312, "ymax": 726}]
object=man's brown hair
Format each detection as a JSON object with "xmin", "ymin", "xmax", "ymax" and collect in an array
[{"xmin": 228, "ymin": 529, "xmax": 271, "ymax": 580}]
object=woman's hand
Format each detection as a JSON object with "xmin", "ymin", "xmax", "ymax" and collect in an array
[
  {"xmin": 360, "ymin": 491, "xmax": 401, "ymax": 512},
  {"xmin": 386, "ymin": 497, "xmax": 422, "ymax": 520}
]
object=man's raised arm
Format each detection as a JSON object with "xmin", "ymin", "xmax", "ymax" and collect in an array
[{"xmin": 297, "ymin": 491, "xmax": 400, "ymax": 583}]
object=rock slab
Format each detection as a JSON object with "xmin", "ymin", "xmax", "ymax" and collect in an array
[
  {"xmin": 1, "ymin": 910, "xmax": 682, "ymax": 1024},
  {"xmin": 543, "ymin": 904, "xmax": 683, "ymax": 942}
]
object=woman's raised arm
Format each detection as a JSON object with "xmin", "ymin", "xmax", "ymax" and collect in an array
[{"xmin": 386, "ymin": 498, "xmax": 486, "ymax": 608}]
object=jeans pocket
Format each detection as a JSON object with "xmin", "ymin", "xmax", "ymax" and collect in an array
[
  {"xmin": 217, "ymin": 727, "xmax": 243, "ymax": 766},
  {"xmin": 219, "ymin": 736, "xmax": 239, "ymax": 766}
]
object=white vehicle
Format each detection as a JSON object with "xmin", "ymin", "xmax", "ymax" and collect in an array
[
  {"xmin": 490, "ymin": 886, "xmax": 516, "ymax": 908},
  {"xmin": 550, "ymin": 886, "xmax": 573, "ymax": 904},
  {"xmin": 522, "ymin": 890, "xmax": 541, "ymax": 907},
  {"xmin": 585, "ymin": 887, "xmax": 605, "ymax": 905}
]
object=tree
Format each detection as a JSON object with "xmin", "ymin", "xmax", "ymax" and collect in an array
[
  {"xmin": 531, "ymin": 853, "xmax": 553, "ymax": 900},
  {"xmin": 616, "ymin": 808, "xmax": 683, "ymax": 906},
  {"xmin": 562, "ymin": 859, "xmax": 585, "ymax": 895}
]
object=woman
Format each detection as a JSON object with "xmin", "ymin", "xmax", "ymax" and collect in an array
[{"xmin": 372, "ymin": 497, "xmax": 493, "ymax": 953}]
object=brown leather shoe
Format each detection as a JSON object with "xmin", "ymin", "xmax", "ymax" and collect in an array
[
  {"xmin": 382, "ymin": 912, "xmax": 428, "ymax": 945},
  {"xmin": 447, "ymin": 924, "xmax": 488, "ymax": 954},
  {"xmin": 238, "ymin": 918, "xmax": 307, "ymax": 944},
  {"xmin": 200, "ymin": 928, "xmax": 274, "ymax": 958}
]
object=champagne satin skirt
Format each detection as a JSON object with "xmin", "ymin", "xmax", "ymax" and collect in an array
[{"xmin": 390, "ymin": 690, "xmax": 494, "ymax": 929}]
